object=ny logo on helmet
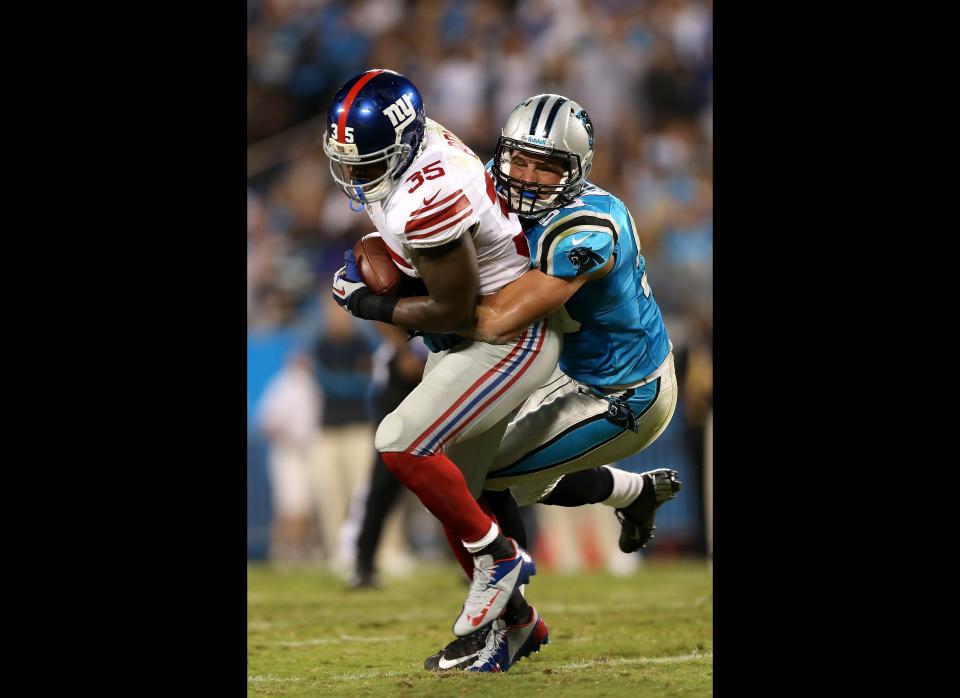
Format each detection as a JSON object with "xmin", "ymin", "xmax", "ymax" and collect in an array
[{"xmin": 382, "ymin": 94, "xmax": 416, "ymax": 131}]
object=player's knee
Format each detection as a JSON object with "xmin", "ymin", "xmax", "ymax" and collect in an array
[{"xmin": 375, "ymin": 412, "xmax": 406, "ymax": 453}]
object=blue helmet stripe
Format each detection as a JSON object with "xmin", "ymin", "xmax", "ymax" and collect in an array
[
  {"xmin": 528, "ymin": 95, "xmax": 551, "ymax": 135},
  {"xmin": 542, "ymin": 97, "xmax": 567, "ymax": 137}
]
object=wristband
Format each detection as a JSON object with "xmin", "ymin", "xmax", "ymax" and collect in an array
[{"xmin": 348, "ymin": 288, "xmax": 399, "ymax": 323}]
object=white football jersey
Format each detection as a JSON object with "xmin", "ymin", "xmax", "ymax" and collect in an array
[{"xmin": 363, "ymin": 119, "xmax": 531, "ymax": 295}]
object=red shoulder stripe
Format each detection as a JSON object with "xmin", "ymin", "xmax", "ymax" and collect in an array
[
  {"xmin": 405, "ymin": 193, "xmax": 471, "ymax": 234},
  {"xmin": 406, "ymin": 207, "xmax": 474, "ymax": 241},
  {"xmin": 408, "ymin": 189, "xmax": 463, "ymax": 218}
]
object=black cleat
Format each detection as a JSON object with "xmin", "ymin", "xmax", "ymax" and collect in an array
[
  {"xmin": 424, "ymin": 626, "xmax": 490, "ymax": 671},
  {"xmin": 615, "ymin": 468, "xmax": 682, "ymax": 553}
]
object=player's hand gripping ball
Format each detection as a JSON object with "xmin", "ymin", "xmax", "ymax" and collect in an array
[
  {"xmin": 352, "ymin": 233, "xmax": 405, "ymax": 295},
  {"xmin": 331, "ymin": 249, "xmax": 369, "ymax": 310},
  {"xmin": 352, "ymin": 233, "xmax": 427, "ymax": 296}
]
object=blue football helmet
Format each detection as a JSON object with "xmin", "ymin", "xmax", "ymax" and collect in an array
[{"xmin": 323, "ymin": 69, "xmax": 427, "ymax": 206}]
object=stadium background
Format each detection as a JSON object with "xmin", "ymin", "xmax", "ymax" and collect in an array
[{"xmin": 246, "ymin": 0, "xmax": 713, "ymax": 566}]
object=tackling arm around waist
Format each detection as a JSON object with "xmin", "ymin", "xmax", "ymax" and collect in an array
[{"xmin": 456, "ymin": 256, "xmax": 614, "ymax": 344}]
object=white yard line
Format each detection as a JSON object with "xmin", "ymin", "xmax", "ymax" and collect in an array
[
  {"xmin": 247, "ymin": 621, "xmax": 276, "ymax": 631},
  {"xmin": 325, "ymin": 669, "xmax": 407, "ymax": 681},
  {"xmin": 277, "ymin": 635, "xmax": 407, "ymax": 647},
  {"xmin": 554, "ymin": 651, "xmax": 712, "ymax": 670},
  {"xmin": 537, "ymin": 597, "xmax": 711, "ymax": 615},
  {"xmin": 250, "ymin": 650, "xmax": 713, "ymax": 683}
]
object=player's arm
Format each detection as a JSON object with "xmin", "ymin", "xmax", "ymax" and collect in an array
[
  {"xmin": 461, "ymin": 255, "xmax": 613, "ymax": 344},
  {"xmin": 389, "ymin": 227, "xmax": 480, "ymax": 333},
  {"xmin": 334, "ymin": 247, "xmax": 476, "ymax": 332},
  {"xmin": 462, "ymin": 223, "xmax": 618, "ymax": 343}
]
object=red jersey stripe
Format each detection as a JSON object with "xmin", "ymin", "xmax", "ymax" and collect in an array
[
  {"xmin": 406, "ymin": 207, "xmax": 474, "ymax": 241},
  {"xmin": 408, "ymin": 189, "xmax": 463, "ymax": 217},
  {"xmin": 386, "ymin": 245, "xmax": 413, "ymax": 269},
  {"xmin": 405, "ymin": 193, "xmax": 470, "ymax": 233}
]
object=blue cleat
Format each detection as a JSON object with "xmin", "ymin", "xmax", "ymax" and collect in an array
[{"xmin": 467, "ymin": 606, "xmax": 550, "ymax": 673}]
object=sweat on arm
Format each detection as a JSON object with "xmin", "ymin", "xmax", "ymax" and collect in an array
[
  {"xmin": 456, "ymin": 224, "xmax": 617, "ymax": 344},
  {"xmin": 463, "ymin": 255, "xmax": 613, "ymax": 344}
]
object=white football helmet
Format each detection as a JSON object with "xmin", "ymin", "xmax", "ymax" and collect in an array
[{"xmin": 493, "ymin": 94, "xmax": 595, "ymax": 218}]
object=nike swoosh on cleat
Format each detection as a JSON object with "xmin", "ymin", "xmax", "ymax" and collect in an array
[
  {"xmin": 333, "ymin": 287, "xmax": 346, "ymax": 296},
  {"xmin": 466, "ymin": 590, "xmax": 500, "ymax": 626},
  {"xmin": 469, "ymin": 608, "xmax": 489, "ymax": 626},
  {"xmin": 422, "ymin": 191, "xmax": 441, "ymax": 206},
  {"xmin": 438, "ymin": 654, "xmax": 476, "ymax": 670}
]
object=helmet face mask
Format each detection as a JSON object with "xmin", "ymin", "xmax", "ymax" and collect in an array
[
  {"xmin": 324, "ymin": 138, "xmax": 411, "ymax": 204},
  {"xmin": 323, "ymin": 69, "xmax": 426, "ymax": 206},
  {"xmin": 493, "ymin": 94, "xmax": 595, "ymax": 219},
  {"xmin": 495, "ymin": 139, "xmax": 582, "ymax": 217}
]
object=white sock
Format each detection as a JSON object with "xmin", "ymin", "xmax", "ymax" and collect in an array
[
  {"xmin": 463, "ymin": 521, "xmax": 500, "ymax": 554},
  {"xmin": 602, "ymin": 466, "xmax": 646, "ymax": 509}
]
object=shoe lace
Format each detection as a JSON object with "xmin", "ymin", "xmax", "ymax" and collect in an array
[
  {"xmin": 474, "ymin": 621, "xmax": 508, "ymax": 665},
  {"xmin": 465, "ymin": 558, "xmax": 496, "ymax": 607},
  {"xmin": 652, "ymin": 471, "xmax": 680, "ymax": 503}
]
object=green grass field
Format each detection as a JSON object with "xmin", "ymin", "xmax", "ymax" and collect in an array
[{"xmin": 248, "ymin": 558, "xmax": 711, "ymax": 696}]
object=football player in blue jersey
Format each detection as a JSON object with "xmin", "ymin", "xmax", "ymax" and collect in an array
[
  {"xmin": 422, "ymin": 95, "xmax": 685, "ymax": 672},
  {"xmin": 479, "ymin": 94, "xmax": 682, "ymax": 527}
]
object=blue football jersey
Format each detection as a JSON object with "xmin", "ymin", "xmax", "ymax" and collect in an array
[{"xmin": 524, "ymin": 181, "xmax": 670, "ymax": 388}]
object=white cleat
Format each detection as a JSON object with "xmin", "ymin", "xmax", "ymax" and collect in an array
[{"xmin": 452, "ymin": 539, "xmax": 536, "ymax": 637}]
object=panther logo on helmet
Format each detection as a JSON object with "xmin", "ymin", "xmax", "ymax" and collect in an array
[{"xmin": 575, "ymin": 110, "xmax": 595, "ymax": 149}]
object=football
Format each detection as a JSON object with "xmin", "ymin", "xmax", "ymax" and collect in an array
[
  {"xmin": 353, "ymin": 236, "xmax": 426, "ymax": 296},
  {"xmin": 353, "ymin": 235, "xmax": 404, "ymax": 295}
]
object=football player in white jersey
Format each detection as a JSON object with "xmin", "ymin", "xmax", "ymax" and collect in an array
[{"xmin": 325, "ymin": 69, "xmax": 560, "ymax": 653}]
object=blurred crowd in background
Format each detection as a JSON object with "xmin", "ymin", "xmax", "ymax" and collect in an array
[{"xmin": 247, "ymin": 0, "xmax": 712, "ymax": 579}]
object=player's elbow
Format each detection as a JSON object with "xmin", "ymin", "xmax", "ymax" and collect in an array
[{"xmin": 429, "ymin": 295, "xmax": 475, "ymax": 331}]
